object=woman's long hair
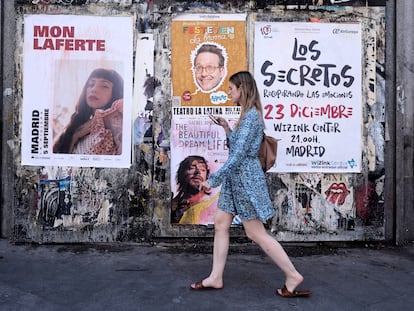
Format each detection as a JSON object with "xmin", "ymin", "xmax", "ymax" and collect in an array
[
  {"xmin": 53, "ymin": 68, "xmax": 123, "ymax": 153},
  {"xmin": 229, "ymin": 71, "xmax": 263, "ymax": 128}
]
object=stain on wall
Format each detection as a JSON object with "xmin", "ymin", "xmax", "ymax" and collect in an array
[{"xmin": 10, "ymin": 0, "xmax": 386, "ymax": 242}]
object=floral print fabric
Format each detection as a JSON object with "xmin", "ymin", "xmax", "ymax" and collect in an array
[{"xmin": 207, "ymin": 109, "xmax": 275, "ymax": 222}]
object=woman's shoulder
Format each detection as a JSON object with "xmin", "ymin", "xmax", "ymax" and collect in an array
[
  {"xmin": 243, "ymin": 108, "xmax": 264, "ymax": 130},
  {"xmin": 245, "ymin": 108, "xmax": 260, "ymax": 120}
]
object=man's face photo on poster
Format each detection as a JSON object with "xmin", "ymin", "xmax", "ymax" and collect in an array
[
  {"xmin": 191, "ymin": 42, "xmax": 227, "ymax": 93},
  {"xmin": 171, "ymin": 155, "xmax": 220, "ymax": 225}
]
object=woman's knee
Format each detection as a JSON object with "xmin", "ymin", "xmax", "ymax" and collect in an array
[
  {"xmin": 244, "ymin": 229, "xmax": 259, "ymax": 242},
  {"xmin": 242, "ymin": 220, "xmax": 266, "ymax": 242},
  {"xmin": 214, "ymin": 211, "xmax": 233, "ymax": 233}
]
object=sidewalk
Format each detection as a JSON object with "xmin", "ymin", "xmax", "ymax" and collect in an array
[{"xmin": 0, "ymin": 238, "xmax": 413, "ymax": 311}]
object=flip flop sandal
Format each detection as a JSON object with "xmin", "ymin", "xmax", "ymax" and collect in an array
[
  {"xmin": 190, "ymin": 280, "xmax": 223, "ymax": 291},
  {"xmin": 276, "ymin": 285, "xmax": 312, "ymax": 298}
]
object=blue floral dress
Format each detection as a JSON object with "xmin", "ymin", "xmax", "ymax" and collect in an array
[{"xmin": 207, "ymin": 108, "xmax": 275, "ymax": 222}]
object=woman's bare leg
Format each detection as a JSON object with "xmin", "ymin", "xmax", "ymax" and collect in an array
[
  {"xmin": 242, "ymin": 218, "xmax": 304, "ymax": 293},
  {"xmin": 191, "ymin": 209, "xmax": 234, "ymax": 289}
]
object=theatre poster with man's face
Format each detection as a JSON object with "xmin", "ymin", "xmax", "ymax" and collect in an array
[{"xmin": 171, "ymin": 14, "xmax": 247, "ymax": 225}]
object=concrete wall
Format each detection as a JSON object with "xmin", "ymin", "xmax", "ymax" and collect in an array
[
  {"xmin": 394, "ymin": 1, "xmax": 414, "ymax": 244},
  {"xmin": 2, "ymin": 0, "xmax": 393, "ymax": 243},
  {"xmin": 1, "ymin": 0, "xmax": 17, "ymax": 239}
]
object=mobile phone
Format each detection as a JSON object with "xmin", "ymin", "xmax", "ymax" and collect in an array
[{"xmin": 207, "ymin": 111, "xmax": 219, "ymax": 124}]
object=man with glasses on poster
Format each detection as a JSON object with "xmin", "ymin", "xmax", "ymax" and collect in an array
[{"xmin": 192, "ymin": 43, "xmax": 227, "ymax": 93}]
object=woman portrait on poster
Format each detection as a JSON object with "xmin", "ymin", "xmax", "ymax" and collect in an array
[{"xmin": 53, "ymin": 68, "xmax": 124, "ymax": 155}]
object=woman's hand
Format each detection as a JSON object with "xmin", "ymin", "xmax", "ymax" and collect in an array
[
  {"xmin": 213, "ymin": 116, "xmax": 231, "ymax": 135},
  {"xmin": 199, "ymin": 181, "xmax": 212, "ymax": 192},
  {"xmin": 112, "ymin": 99, "xmax": 123, "ymax": 113},
  {"xmin": 212, "ymin": 116, "xmax": 229, "ymax": 131}
]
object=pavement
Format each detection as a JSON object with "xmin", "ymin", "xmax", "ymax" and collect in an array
[{"xmin": 0, "ymin": 238, "xmax": 413, "ymax": 311}]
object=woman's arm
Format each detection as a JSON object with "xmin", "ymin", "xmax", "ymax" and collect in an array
[
  {"xmin": 102, "ymin": 99, "xmax": 123, "ymax": 154},
  {"xmin": 208, "ymin": 109, "xmax": 259, "ymax": 187},
  {"xmin": 213, "ymin": 116, "xmax": 232, "ymax": 137}
]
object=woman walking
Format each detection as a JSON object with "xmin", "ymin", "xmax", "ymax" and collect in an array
[{"xmin": 190, "ymin": 71, "xmax": 311, "ymax": 298}]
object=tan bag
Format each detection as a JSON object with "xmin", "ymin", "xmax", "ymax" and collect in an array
[{"xmin": 258, "ymin": 133, "xmax": 279, "ymax": 172}]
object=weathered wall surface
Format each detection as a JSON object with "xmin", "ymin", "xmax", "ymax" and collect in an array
[
  {"xmin": 394, "ymin": 1, "xmax": 414, "ymax": 244},
  {"xmin": 6, "ymin": 0, "xmax": 387, "ymax": 243}
]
